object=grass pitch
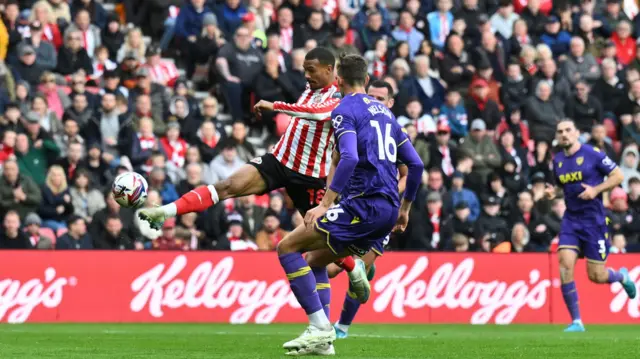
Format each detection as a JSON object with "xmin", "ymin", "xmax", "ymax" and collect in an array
[{"xmin": 0, "ymin": 323, "xmax": 637, "ymax": 358}]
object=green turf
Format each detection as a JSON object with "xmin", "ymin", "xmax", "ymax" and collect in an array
[{"xmin": 0, "ymin": 323, "xmax": 637, "ymax": 358}]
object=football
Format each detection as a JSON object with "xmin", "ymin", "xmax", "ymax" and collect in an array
[{"xmin": 111, "ymin": 172, "xmax": 148, "ymax": 208}]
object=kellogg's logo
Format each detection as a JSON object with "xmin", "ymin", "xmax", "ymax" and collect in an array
[
  {"xmin": 373, "ymin": 257, "xmax": 551, "ymax": 324},
  {"xmin": 609, "ymin": 266, "xmax": 640, "ymax": 317},
  {"xmin": 0, "ymin": 268, "xmax": 76, "ymax": 323},
  {"xmin": 130, "ymin": 255, "xmax": 300, "ymax": 323}
]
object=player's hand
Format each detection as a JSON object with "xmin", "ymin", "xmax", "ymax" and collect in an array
[
  {"xmin": 544, "ymin": 183, "xmax": 555, "ymax": 200},
  {"xmin": 304, "ymin": 204, "xmax": 329, "ymax": 230},
  {"xmin": 253, "ymin": 100, "xmax": 274, "ymax": 119},
  {"xmin": 578, "ymin": 183, "xmax": 598, "ymax": 200},
  {"xmin": 393, "ymin": 210, "xmax": 409, "ymax": 233}
]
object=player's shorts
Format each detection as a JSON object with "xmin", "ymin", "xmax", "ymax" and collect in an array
[
  {"xmin": 370, "ymin": 235, "xmax": 390, "ymax": 256},
  {"xmin": 558, "ymin": 219, "xmax": 610, "ymax": 263},
  {"xmin": 314, "ymin": 195, "xmax": 398, "ymax": 257},
  {"xmin": 248, "ymin": 154, "xmax": 326, "ymax": 216}
]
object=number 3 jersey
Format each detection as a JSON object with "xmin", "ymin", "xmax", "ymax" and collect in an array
[
  {"xmin": 331, "ymin": 93, "xmax": 408, "ymax": 205},
  {"xmin": 553, "ymin": 144, "xmax": 617, "ymax": 225}
]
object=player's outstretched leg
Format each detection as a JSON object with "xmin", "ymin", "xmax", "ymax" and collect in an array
[
  {"xmin": 618, "ymin": 268, "xmax": 637, "ymax": 299},
  {"xmin": 277, "ymin": 226, "xmax": 337, "ymax": 352},
  {"xmin": 558, "ymin": 249, "xmax": 585, "ymax": 332},
  {"xmin": 138, "ymin": 165, "xmax": 267, "ymax": 229}
]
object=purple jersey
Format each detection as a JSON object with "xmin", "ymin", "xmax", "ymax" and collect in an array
[
  {"xmin": 330, "ymin": 93, "xmax": 408, "ymax": 205},
  {"xmin": 553, "ymin": 144, "xmax": 617, "ymax": 224}
]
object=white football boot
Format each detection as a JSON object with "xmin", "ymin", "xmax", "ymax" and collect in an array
[
  {"xmin": 282, "ymin": 325, "xmax": 336, "ymax": 350},
  {"xmin": 285, "ymin": 343, "xmax": 335, "ymax": 356}
]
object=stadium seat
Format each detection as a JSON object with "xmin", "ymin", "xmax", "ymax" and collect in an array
[
  {"xmin": 56, "ymin": 228, "xmax": 68, "ymax": 238},
  {"xmin": 39, "ymin": 228, "xmax": 57, "ymax": 245},
  {"xmin": 603, "ymin": 118, "xmax": 617, "ymax": 141}
]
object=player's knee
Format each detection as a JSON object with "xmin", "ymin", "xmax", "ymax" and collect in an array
[
  {"xmin": 587, "ymin": 268, "xmax": 608, "ymax": 283},
  {"xmin": 276, "ymin": 240, "xmax": 290, "ymax": 255},
  {"xmin": 558, "ymin": 264, "xmax": 574, "ymax": 283}
]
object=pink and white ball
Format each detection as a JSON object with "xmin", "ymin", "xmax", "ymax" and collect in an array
[{"xmin": 112, "ymin": 172, "xmax": 148, "ymax": 208}]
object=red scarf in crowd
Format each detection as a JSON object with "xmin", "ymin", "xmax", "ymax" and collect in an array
[
  {"xmin": 471, "ymin": 92, "xmax": 489, "ymax": 111},
  {"xmin": 429, "ymin": 208, "xmax": 441, "ymax": 249}
]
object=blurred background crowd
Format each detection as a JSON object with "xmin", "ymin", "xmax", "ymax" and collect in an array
[{"xmin": 0, "ymin": 0, "xmax": 639, "ymax": 253}]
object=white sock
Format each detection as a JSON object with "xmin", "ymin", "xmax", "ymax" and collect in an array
[
  {"xmin": 335, "ymin": 323, "xmax": 349, "ymax": 333},
  {"xmin": 207, "ymin": 184, "xmax": 219, "ymax": 203},
  {"xmin": 573, "ymin": 319, "xmax": 583, "ymax": 325},
  {"xmin": 308, "ymin": 309, "xmax": 330, "ymax": 329},
  {"xmin": 161, "ymin": 203, "xmax": 177, "ymax": 217}
]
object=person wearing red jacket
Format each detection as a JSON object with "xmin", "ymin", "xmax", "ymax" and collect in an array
[{"xmin": 160, "ymin": 121, "xmax": 187, "ymax": 169}]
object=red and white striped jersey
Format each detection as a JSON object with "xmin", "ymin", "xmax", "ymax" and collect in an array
[
  {"xmin": 271, "ymin": 83, "xmax": 340, "ymax": 179},
  {"xmin": 143, "ymin": 61, "xmax": 180, "ymax": 87}
]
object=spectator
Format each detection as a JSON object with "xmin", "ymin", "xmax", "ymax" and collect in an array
[
  {"xmin": 68, "ymin": 72, "xmax": 98, "ymax": 109},
  {"xmin": 173, "ymin": 212, "xmax": 204, "ymax": 249},
  {"xmin": 562, "ymin": 37, "xmax": 601, "ymax": 85},
  {"xmin": 71, "ymin": 0, "xmax": 107, "ymax": 30},
  {"xmin": 0, "ymin": 210, "xmax": 32, "ymax": 249},
  {"xmin": 460, "ymin": 119, "xmax": 502, "ymax": 184},
  {"xmin": 39, "ymin": 71, "xmax": 70, "ymax": 120},
  {"xmin": 438, "ymin": 90, "xmax": 468, "ymax": 140},
  {"xmin": 219, "ymin": 121, "xmax": 255, "ymax": 163},
  {"xmin": 215, "ymin": 0, "xmax": 248, "ymax": 39},
  {"xmin": 609, "ymin": 187, "xmax": 640, "ymax": 243},
  {"xmin": 440, "ymin": 33, "xmax": 474, "ymax": 93},
  {"xmin": 188, "ymin": 13, "xmax": 221, "ymax": 79},
  {"xmin": 302, "ymin": 10, "xmax": 330, "ymax": 46},
  {"xmin": 507, "ymin": 19, "xmax": 535, "ymax": 59},
  {"xmin": 364, "ymin": 38, "xmax": 388, "ymax": 79},
  {"xmin": 404, "ymin": 123, "xmax": 430, "ymax": 169},
  {"xmin": 398, "ymin": 55, "xmax": 444, "ymax": 117},
  {"xmin": 498, "ymin": 129, "xmax": 528, "ymax": 177},
  {"xmin": 160, "ymin": 121, "xmax": 187, "ymax": 170},
  {"xmin": 564, "ymin": 80, "xmax": 603, "ymax": 134},
  {"xmin": 235, "ymin": 194, "xmax": 266, "ymax": 238},
  {"xmin": 82, "ymin": 92, "xmax": 122, "ymax": 158},
  {"xmin": 611, "ymin": 20, "xmax": 635, "ymax": 65},
  {"xmin": 196, "ymin": 96, "xmax": 226, "ymax": 141},
  {"xmin": 534, "ymin": 59, "xmax": 571, "ymax": 103},
  {"xmin": 172, "ymin": 0, "xmax": 211, "ymax": 49},
  {"xmin": 500, "ymin": 62, "xmax": 528, "ymax": 112},
  {"xmin": 3, "ymin": 2, "xmax": 23, "ymax": 64},
  {"xmin": 31, "ymin": 93, "xmax": 63, "ymax": 137},
  {"xmin": 358, "ymin": 10, "xmax": 390, "ymax": 53},
  {"xmin": 56, "ymin": 140, "xmax": 83, "ymax": 180},
  {"xmin": 0, "ymin": 102, "xmax": 23, "ymax": 135},
  {"xmin": 24, "ymin": 212, "xmax": 53, "ymax": 249},
  {"xmin": 38, "ymin": 165, "xmax": 74, "ymax": 231},
  {"xmin": 620, "ymin": 146, "xmax": 640, "ymax": 191},
  {"xmin": 56, "ymin": 215, "xmax": 92, "ymax": 249},
  {"xmin": 255, "ymin": 209, "xmax": 288, "ymax": 250},
  {"xmin": 91, "ymin": 46, "xmax": 117, "ymax": 81},
  {"xmin": 628, "ymin": 177, "xmax": 640, "ymax": 213},
  {"xmin": 62, "ymin": 92, "xmax": 94, "ymax": 129},
  {"xmin": 69, "ymin": 168, "xmax": 105, "ymax": 222},
  {"xmin": 429, "ymin": 122, "xmax": 457, "ymax": 174},
  {"xmin": 207, "ymin": 143, "xmax": 244, "ymax": 184},
  {"xmin": 426, "ymin": 0, "xmax": 453, "ymax": 51},
  {"xmin": 327, "ymin": 27, "xmax": 359, "ymax": 57},
  {"xmin": 511, "ymin": 223, "xmax": 535, "ymax": 252},
  {"xmin": 18, "ymin": 115, "xmax": 61, "ymax": 184},
  {"xmin": 65, "ymin": 9, "xmax": 101, "ymax": 57},
  {"xmin": 142, "ymin": 44, "xmax": 179, "ymax": 88},
  {"xmin": 352, "ymin": 0, "xmax": 391, "ymax": 33},
  {"xmin": 0, "ymin": 159, "xmax": 41, "ymax": 220},
  {"xmin": 95, "ymin": 214, "xmax": 137, "ymax": 250},
  {"xmin": 474, "ymin": 195, "xmax": 510, "ymax": 248},
  {"xmin": 444, "ymin": 171, "xmax": 480, "ymax": 221},
  {"xmin": 397, "ymin": 97, "xmax": 436, "ymax": 135},
  {"xmin": 539, "ymin": 16, "xmax": 571, "ymax": 58},
  {"xmin": 226, "ymin": 212, "xmax": 257, "ymax": 251},
  {"xmin": 130, "ymin": 70, "xmax": 170, "ymax": 132},
  {"xmin": 466, "ymin": 77, "xmax": 502, "ymax": 131},
  {"xmin": 30, "ymin": 0, "xmax": 63, "ymax": 49},
  {"xmin": 116, "ymin": 27, "xmax": 146, "ymax": 64},
  {"xmin": 0, "ymin": 129, "xmax": 16, "ymax": 165},
  {"xmin": 13, "ymin": 44, "xmax": 45, "ymax": 87},
  {"xmin": 254, "ymin": 50, "xmax": 299, "ymax": 131},
  {"xmin": 128, "ymin": 117, "xmax": 163, "ymax": 172},
  {"xmin": 474, "ymin": 32, "xmax": 506, "ymax": 83},
  {"xmin": 22, "ymin": 20, "xmax": 56, "ymax": 71},
  {"xmin": 587, "ymin": 124, "xmax": 617, "ymax": 163},
  {"xmin": 487, "ymin": 173, "xmax": 513, "ymax": 217},
  {"xmin": 101, "ymin": 14, "xmax": 124, "ymax": 61},
  {"xmin": 447, "ymin": 201, "xmax": 476, "ymax": 240},
  {"xmin": 524, "ymin": 81, "xmax": 565, "ymax": 141},
  {"xmin": 56, "ymin": 29, "xmax": 93, "ymax": 76},
  {"xmin": 79, "ymin": 142, "xmax": 110, "ymax": 190},
  {"xmin": 148, "ymin": 167, "xmax": 179, "ymax": 205},
  {"xmin": 176, "ymin": 162, "xmax": 205, "ymax": 196},
  {"xmin": 391, "ymin": 11, "xmax": 424, "ymax": 59},
  {"xmin": 490, "ymin": 0, "xmax": 519, "ymax": 40},
  {"xmin": 592, "ymin": 58, "xmax": 626, "ymax": 115},
  {"xmin": 91, "ymin": 191, "xmax": 138, "ymax": 242}
]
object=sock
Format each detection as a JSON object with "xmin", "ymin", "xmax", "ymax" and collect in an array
[
  {"xmin": 171, "ymin": 185, "xmax": 219, "ymax": 216},
  {"xmin": 334, "ymin": 256, "xmax": 355, "ymax": 272},
  {"xmin": 561, "ymin": 282, "xmax": 581, "ymax": 322},
  {"xmin": 607, "ymin": 268, "xmax": 624, "ymax": 283},
  {"xmin": 312, "ymin": 266, "xmax": 331, "ymax": 319},
  {"xmin": 338, "ymin": 290, "xmax": 360, "ymax": 328},
  {"xmin": 279, "ymin": 253, "xmax": 326, "ymax": 326}
]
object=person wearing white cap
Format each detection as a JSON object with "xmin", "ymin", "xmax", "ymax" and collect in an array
[{"xmin": 459, "ymin": 118, "xmax": 502, "ymax": 184}]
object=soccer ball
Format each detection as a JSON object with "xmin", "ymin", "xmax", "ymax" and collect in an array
[{"xmin": 112, "ymin": 172, "xmax": 148, "ymax": 208}]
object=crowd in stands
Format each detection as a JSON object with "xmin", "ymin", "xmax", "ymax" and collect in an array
[{"xmin": 0, "ymin": 0, "xmax": 639, "ymax": 254}]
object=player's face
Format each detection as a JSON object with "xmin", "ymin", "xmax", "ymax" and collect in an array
[
  {"xmin": 303, "ymin": 59, "xmax": 333, "ymax": 90},
  {"xmin": 556, "ymin": 121, "xmax": 579, "ymax": 149},
  {"xmin": 367, "ymin": 86, "xmax": 392, "ymax": 107}
]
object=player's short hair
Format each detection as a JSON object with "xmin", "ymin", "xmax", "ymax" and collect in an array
[
  {"xmin": 305, "ymin": 47, "xmax": 335, "ymax": 67},
  {"xmin": 337, "ymin": 54, "xmax": 368, "ymax": 87},
  {"xmin": 368, "ymin": 80, "xmax": 393, "ymax": 97},
  {"xmin": 557, "ymin": 118, "xmax": 577, "ymax": 128}
]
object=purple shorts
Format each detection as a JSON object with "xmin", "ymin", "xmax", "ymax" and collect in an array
[
  {"xmin": 315, "ymin": 196, "xmax": 398, "ymax": 257},
  {"xmin": 558, "ymin": 219, "xmax": 610, "ymax": 262}
]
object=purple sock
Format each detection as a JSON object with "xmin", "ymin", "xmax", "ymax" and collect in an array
[
  {"xmin": 279, "ymin": 253, "xmax": 322, "ymax": 314},
  {"xmin": 561, "ymin": 282, "xmax": 581, "ymax": 321},
  {"xmin": 312, "ymin": 267, "xmax": 331, "ymax": 319},
  {"xmin": 607, "ymin": 268, "xmax": 624, "ymax": 283},
  {"xmin": 338, "ymin": 290, "xmax": 361, "ymax": 326}
]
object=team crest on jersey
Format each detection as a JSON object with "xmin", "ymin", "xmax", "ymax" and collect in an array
[
  {"xmin": 576, "ymin": 157, "xmax": 584, "ymax": 166},
  {"xmin": 251, "ymin": 157, "xmax": 262, "ymax": 165},
  {"xmin": 558, "ymin": 162, "xmax": 563, "ymax": 168}
]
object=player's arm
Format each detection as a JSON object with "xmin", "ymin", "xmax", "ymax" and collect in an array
[
  {"xmin": 593, "ymin": 167, "xmax": 624, "ymax": 195},
  {"xmin": 394, "ymin": 137, "xmax": 425, "ymax": 232},
  {"xmin": 255, "ymin": 98, "xmax": 340, "ymax": 121},
  {"xmin": 397, "ymin": 164, "xmax": 408, "ymax": 194},
  {"xmin": 324, "ymin": 149, "xmax": 340, "ymax": 191}
]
